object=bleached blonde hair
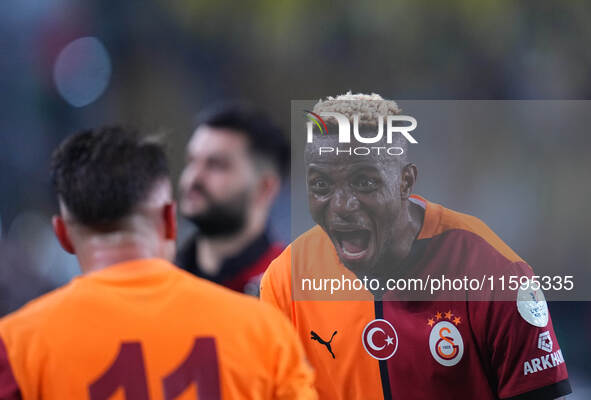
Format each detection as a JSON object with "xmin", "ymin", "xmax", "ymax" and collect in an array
[{"xmin": 312, "ymin": 91, "xmax": 401, "ymax": 126}]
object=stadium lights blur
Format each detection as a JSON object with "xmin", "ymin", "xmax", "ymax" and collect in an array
[{"xmin": 53, "ymin": 36, "xmax": 111, "ymax": 108}]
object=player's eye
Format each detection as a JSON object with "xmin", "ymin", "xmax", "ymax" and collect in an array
[
  {"xmin": 351, "ymin": 175, "xmax": 380, "ymax": 192},
  {"xmin": 207, "ymin": 158, "xmax": 230, "ymax": 171},
  {"xmin": 309, "ymin": 177, "xmax": 332, "ymax": 195}
]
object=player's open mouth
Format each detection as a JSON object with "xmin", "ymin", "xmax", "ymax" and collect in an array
[{"xmin": 332, "ymin": 229, "xmax": 372, "ymax": 261}]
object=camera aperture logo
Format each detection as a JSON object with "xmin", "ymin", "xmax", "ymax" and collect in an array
[
  {"xmin": 304, "ymin": 110, "xmax": 329, "ymax": 136},
  {"xmin": 304, "ymin": 110, "xmax": 418, "ymax": 156}
]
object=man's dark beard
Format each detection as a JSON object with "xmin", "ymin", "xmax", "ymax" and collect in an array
[{"xmin": 187, "ymin": 191, "xmax": 249, "ymax": 238}]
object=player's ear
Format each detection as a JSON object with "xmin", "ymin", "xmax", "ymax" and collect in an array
[
  {"xmin": 400, "ymin": 163, "xmax": 418, "ymax": 199},
  {"xmin": 257, "ymin": 172, "xmax": 281, "ymax": 205},
  {"xmin": 163, "ymin": 202, "xmax": 177, "ymax": 240},
  {"xmin": 52, "ymin": 215, "xmax": 75, "ymax": 254}
]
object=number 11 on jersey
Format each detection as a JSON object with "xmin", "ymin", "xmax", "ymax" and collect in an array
[{"xmin": 89, "ymin": 337, "xmax": 220, "ymax": 399}]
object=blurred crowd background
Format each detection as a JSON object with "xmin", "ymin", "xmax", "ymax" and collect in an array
[{"xmin": 1, "ymin": 0, "xmax": 590, "ymax": 396}]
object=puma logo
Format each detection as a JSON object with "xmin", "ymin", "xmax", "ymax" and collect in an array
[{"xmin": 310, "ymin": 330, "xmax": 337, "ymax": 359}]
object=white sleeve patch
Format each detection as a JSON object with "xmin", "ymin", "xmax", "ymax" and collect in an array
[{"xmin": 516, "ymin": 284, "xmax": 549, "ymax": 327}]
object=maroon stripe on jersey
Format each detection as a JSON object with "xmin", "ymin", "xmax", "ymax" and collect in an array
[{"xmin": 0, "ymin": 337, "xmax": 21, "ymax": 400}]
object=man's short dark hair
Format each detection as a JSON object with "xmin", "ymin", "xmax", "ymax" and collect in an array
[
  {"xmin": 51, "ymin": 125, "xmax": 169, "ymax": 228},
  {"xmin": 195, "ymin": 102, "xmax": 289, "ymax": 177}
]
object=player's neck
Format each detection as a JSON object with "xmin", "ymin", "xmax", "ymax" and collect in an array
[
  {"xmin": 197, "ymin": 217, "xmax": 266, "ymax": 277},
  {"xmin": 76, "ymin": 233, "xmax": 161, "ymax": 274},
  {"xmin": 374, "ymin": 201, "xmax": 424, "ymax": 285},
  {"xmin": 394, "ymin": 201, "xmax": 423, "ymax": 261}
]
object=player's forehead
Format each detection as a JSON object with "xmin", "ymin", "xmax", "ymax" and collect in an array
[
  {"xmin": 307, "ymin": 159, "xmax": 388, "ymax": 177},
  {"xmin": 187, "ymin": 126, "xmax": 250, "ymax": 160},
  {"xmin": 305, "ymin": 141, "xmax": 400, "ymax": 174}
]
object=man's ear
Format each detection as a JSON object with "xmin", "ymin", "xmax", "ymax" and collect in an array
[
  {"xmin": 163, "ymin": 202, "xmax": 177, "ymax": 240},
  {"xmin": 257, "ymin": 173, "xmax": 281, "ymax": 206},
  {"xmin": 400, "ymin": 163, "xmax": 418, "ymax": 199},
  {"xmin": 52, "ymin": 215, "xmax": 75, "ymax": 254}
]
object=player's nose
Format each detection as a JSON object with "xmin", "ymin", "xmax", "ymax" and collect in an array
[
  {"xmin": 181, "ymin": 161, "xmax": 207, "ymax": 189},
  {"xmin": 330, "ymin": 187, "xmax": 360, "ymax": 219}
]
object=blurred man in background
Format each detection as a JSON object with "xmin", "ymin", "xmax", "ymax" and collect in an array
[
  {"xmin": 0, "ymin": 126, "xmax": 316, "ymax": 399},
  {"xmin": 177, "ymin": 103, "xmax": 289, "ymax": 295}
]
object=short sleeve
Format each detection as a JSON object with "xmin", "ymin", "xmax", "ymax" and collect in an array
[{"xmin": 483, "ymin": 263, "xmax": 571, "ymax": 399}]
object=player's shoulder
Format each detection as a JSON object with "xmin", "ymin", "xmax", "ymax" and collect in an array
[
  {"xmin": 290, "ymin": 225, "xmax": 334, "ymax": 262},
  {"xmin": 192, "ymin": 274, "xmax": 297, "ymax": 341},
  {"xmin": 0, "ymin": 281, "xmax": 77, "ymax": 337},
  {"xmin": 422, "ymin": 197, "xmax": 523, "ymax": 263}
]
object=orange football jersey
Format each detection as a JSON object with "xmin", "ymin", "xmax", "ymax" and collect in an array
[{"xmin": 0, "ymin": 258, "xmax": 316, "ymax": 400}]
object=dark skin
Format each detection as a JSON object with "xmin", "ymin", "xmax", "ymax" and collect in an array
[{"xmin": 305, "ymin": 133, "xmax": 424, "ymax": 292}]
